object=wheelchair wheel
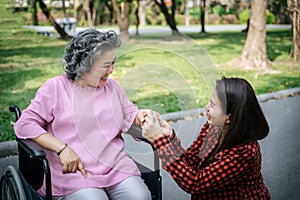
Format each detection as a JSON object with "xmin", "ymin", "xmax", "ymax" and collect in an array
[{"xmin": 0, "ymin": 165, "xmax": 27, "ymax": 200}]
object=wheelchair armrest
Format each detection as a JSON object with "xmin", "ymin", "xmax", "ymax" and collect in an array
[
  {"xmin": 16, "ymin": 138, "xmax": 52, "ymax": 199},
  {"xmin": 9, "ymin": 106, "xmax": 46, "ymax": 159},
  {"xmin": 16, "ymin": 138, "xmax": 46, "ymax": 159}
]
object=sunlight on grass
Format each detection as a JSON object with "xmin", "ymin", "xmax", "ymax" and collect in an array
[{"xmin": 114, "ymin": 41, "xmax": 218, "ymax": 114}]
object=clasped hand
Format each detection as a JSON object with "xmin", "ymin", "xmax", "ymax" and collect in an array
[{"xmin": 137, "ymin": 110, "xmax": 172, "ymax": 142}]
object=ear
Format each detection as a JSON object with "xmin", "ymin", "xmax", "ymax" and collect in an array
[{"xmin": 225, "ymin": 114, "xmax": 231, "ymax": 124}]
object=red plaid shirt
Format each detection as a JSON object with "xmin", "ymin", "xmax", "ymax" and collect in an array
[{"xmin": 153, "ymin": 122, "xmax": 271, "ymax": 199}]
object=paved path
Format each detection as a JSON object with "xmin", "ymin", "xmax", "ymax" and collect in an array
[
  {"xmin": 1, "ymin": 88, "xmax": 300, "ymax": 200},
  {"xmin": 23, "ymin": 24, "xmax": 292, "ymax": 37}
]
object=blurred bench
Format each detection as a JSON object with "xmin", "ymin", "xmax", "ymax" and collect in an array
[{"xmin": 23, "ymin": 17, "xmax": 77, "ymax": 38}]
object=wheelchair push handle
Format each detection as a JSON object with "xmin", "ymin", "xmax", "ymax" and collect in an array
[{"xmin": 9, "ymin": 105, "xmax": 21, "ymax": 122}]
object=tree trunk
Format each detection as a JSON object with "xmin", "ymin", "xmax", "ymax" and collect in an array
[
  {"xmin": 154, "ymin": 0, "xmax": 179, "ymax": 34},
  {"xmin": 62, "ymin": 0, "xmax": 66, "ymax": 16},
  {"xmin": 105, "ymin": 1, "xmax": 114, "ymax": 25},
  {"xmin": 139, "ymin": 0, "xmax": 147, "ymax": 27},
  {"xmin": 135, "ymin": 0, "xmax": 140, "ymax": 35},
  {"xmin": 230, "ymin": 0, "xmax": 269, "ymax": 69},
  {"xmin": 271, "ymin": 0, "xmax": 289, "ymax": 24},
  {"xmin": 111, "ymin": 0, "xmax": 131, "ymax": 42},
  {"xmin": 185, "ymin": 1, "xmax": 190, "ymax": 26},
  {"xmin": 200, "ymin": 0, "xmax": 206, "ymax": 33},
  {"xmin": 242, "ymin": 19, "xmax": 250, "ymax": 32},
  {"xmin": 78, "ymin": 0, "xmax": 93, "ymax": 27},
  {"xmin": 73, "ymin": 0, "xmax": 80, "ymax": 18},
  {"xmin": 242, "ymin": 1, "xmax": 251, "ymax": 32},
  {"xmin": 33, "ymin": 0, "xmax": 38, "ymax": 25},
  {"xmin": 37, "ymin": 0, "xmax": 71, "ymax": 40},
  {"xmin": 287, "ymin": 0, "xmax": 300, "ymax": 62}
]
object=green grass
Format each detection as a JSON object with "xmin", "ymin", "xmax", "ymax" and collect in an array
[{"xmin": 0, "ymin": 0, "xmax": 300, "ymax": 141}]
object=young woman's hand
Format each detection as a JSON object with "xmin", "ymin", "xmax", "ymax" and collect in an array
[
  {"xmin": 141, "ymin": 111, "xmax": 172, "ymax": 142},
  {"xmin": 156, "ymin": 113, "xmax": 173, "ymax": 136}
]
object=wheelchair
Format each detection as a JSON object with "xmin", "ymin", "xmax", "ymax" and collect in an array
[{"xmin": 1, "ymin": 106, "xmax": 162, "ymax": 200}]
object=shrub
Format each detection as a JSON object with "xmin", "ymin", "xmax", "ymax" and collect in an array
[
  {"xmin": 206, "ymin": 14, "xmax": 220, "ymax": 25},
  {"xmin": 146, "ymin": 9, "xmax": 164, "ymax": 25},
  {"xmin": 222, "ymin": 14, "xmax": 239, "ymax": 24}
]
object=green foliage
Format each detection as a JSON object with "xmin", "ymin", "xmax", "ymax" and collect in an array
[
  {"xmin": 189, "ymin": 7, "xmax": 200, "ymax": 17},
  {"xmin": 266, "ymin": 9, "xmax": 276, "ymax": 24},
  {"xmin": 238, "ymin": 9, "xmax": 249, "ymax": 24},
  {"xmin": 228, "ymin": 8, "xmax": 237, "ymax": 15},
  {"xmin": 175, "ymin": 0, "xmax": 184, "ymax": 7},
  {"xmin": 238, "ymin": 9, "xmax": 276, "ymax": 25},
  {"xmin": 211, "ymin": 5, "xmax": 227, "ymax": 16}
]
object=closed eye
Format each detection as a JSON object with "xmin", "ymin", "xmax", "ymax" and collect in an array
[
  {"xmin": 100, "ymin": 61, "xmax": 115, "ymax": 69},
  {"xmin": 210, "ymin": 100, "xmax": 216, "ymax": 108},
  {"xmin": 102, "ymin": 58, "xmax": 116, "ymax": 68}
]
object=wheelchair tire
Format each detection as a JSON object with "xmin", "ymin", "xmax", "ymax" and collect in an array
[{"xmin": 0, "ymin": 165, "xmax": 27, "ymax": 200}]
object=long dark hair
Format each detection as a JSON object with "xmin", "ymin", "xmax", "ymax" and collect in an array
[{"xmin": 216, "ymin": 77, "xmax": 269, "ymax": 149}]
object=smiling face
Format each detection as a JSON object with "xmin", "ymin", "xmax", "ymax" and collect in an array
[
  {"xmin": 205, "ymin": 89, "xmax": 229, "ymax": 127},
  {"xmin": 78, "ymin": 50, "xmax": 116, "ymax": 88}
]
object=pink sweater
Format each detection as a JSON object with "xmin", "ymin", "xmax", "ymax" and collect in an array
[{"xmin": 14, "ymin": 74, "xmax": 140, "ymax": 196}]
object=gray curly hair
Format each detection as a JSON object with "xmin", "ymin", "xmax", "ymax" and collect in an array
[{"xmin": 63, "ymin": 29, "xmax": 121, "ymax": 81}]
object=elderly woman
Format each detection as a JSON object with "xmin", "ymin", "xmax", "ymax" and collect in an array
[
  {"xmin": 142, "ymin": 77, "xmax": 271, "ymax": 199},
  {"xmin": 14, "ymin": 29, "xmax": 151, "ymax": 200}
]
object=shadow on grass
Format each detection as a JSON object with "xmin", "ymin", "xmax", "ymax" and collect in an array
[
  {"xmin": 184, "ymin": 30, "xmax": 292, "ymax": 62},
  {"xmin": 266, "ymin": 31, "xmax": 292, "ymax": 61},
  {"xmin": 255, "ymin": 75, "xmax": 300, "ymax": 95},
  {"xmin": 0, "ymin": 45, "xmax": 65, "ymax": 65}
]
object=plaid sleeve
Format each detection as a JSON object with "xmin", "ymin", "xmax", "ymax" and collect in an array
[
  {"xmin": 154, "ymin": 134, "xmax": 260, "ymax": 195},
  {"xmin": 153, "ymin": 131, "xmax": 185, "ymax": 166},
  {"xmin": 153, "ymin": 123, "xmax": 211, "ymax": 170}
]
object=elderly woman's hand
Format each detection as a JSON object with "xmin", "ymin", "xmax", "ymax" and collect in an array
[
  {"xmin": 141, "ymin": 111, "xmax": 172, "ymax": 142},
  {"xmin": 58, "ymin": 146, "xmax": 87, "ymax": 178},
  {"xmin": 135, "ymin": 109, "xmax": 153, "ymax": 125}
]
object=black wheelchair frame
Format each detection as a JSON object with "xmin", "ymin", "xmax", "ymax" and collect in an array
[{"xmin": 1, "ymin": 106, "xmax": 162, "ymax": 200}]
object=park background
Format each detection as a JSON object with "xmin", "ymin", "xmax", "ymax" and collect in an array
[{"xmin": 1, "ymin": 0, "xmax": 300, "ymax": 142}]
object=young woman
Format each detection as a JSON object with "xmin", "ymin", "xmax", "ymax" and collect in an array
[
  {"xmin": 14, "ymin": 29, "xmax": 151, "ymax": 200},
  {"xmin": 141, "ymin": 77, "xmax": 271, "ymax": 199}
]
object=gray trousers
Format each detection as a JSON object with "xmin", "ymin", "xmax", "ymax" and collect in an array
[{"xmin": 52, "ymin": 176, "xmax": 151, "ymax": 200}]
